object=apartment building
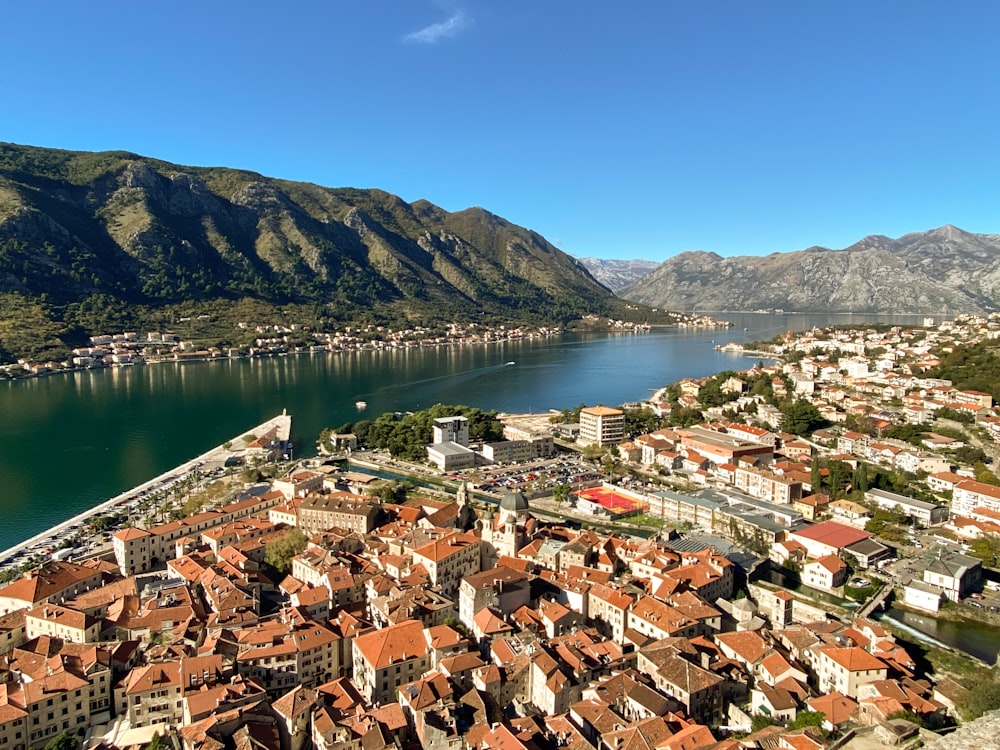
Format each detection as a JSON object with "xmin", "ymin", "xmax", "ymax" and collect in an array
[
  {"xmin": 0, "ymin": 562, "xmax": 103, "ymax": 616},
  {"xmin": 113, "ymin": 491, "xmax": 284, "ymax": 576},
  {"xmin": 121, "ymin": 655, "xmax": 226, "ymax": 728},
  {"xmin": 352, "ymin": 619, "xmax": 431, "ymax": 706},
  {"xmin": 814, "ymin": 647, "xmax": 888, "ymax": 698},
  {"xmin": 579, "ymin": 406, "xmax": 625, "ymax": 448},
  {"xmin": 296, "ymin": 492, "xmax": 379, "ymax": 535},
  {"xmin": 233, "ymin": 616, "xmax": 341, "ymax": 695},
  {"xmin": 411, "ymin": 532, "xmax": 481, "ymax": 597}
]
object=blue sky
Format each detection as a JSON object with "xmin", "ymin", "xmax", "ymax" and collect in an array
[{"xmin": 2, "ymin": 1, "xmax": 999, "ymax": 261}]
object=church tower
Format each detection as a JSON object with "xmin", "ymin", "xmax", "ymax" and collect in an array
[{"xmin": 480, "ymin": 491, "xmax": 530, "ymax": 568}]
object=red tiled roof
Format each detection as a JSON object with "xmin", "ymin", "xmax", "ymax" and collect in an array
[
  {"xmin": 791, "ymin": 521, "xmax": 871, "ymax": 550},
  {"xmin": 352, "ymin": 619, "xmax": 427, "ymax": 669}
]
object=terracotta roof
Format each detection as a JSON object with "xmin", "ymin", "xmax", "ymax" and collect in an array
[
  {"xmin": 790, "ymin": 521, "xmax": 871, "ymax": 549},
  {"xmin": 715, "ymin": 630, "xmax": 770, "ymax": 665},
  {"xmin": 412, "ymin": 531, "xmax": 479, "ymax": 563},
  {"xmin": 807, "ymin": 690, "xmax": 858, "ymax": 725},
  {"xmin": 352, "ymin": 619, "xmax": 428, "ymax": 669},
  {"xmin": 809, "ymin": 555, "xmax": 847, "ymax": 574},
  {"xmin": 819, "ymin": 646, "xmax": 887, "ymax": 672}
]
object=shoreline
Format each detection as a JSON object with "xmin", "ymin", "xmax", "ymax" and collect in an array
[
  {"xmin": 0, "ymin": 412, "xmax": 292, "ymax": 571},
  {"xmin": 0, "ymin": 312, "xmax": 741, "ymax": 384}
]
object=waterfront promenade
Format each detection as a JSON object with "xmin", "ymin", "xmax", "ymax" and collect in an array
[{"xmin": 0, "ymin": 412, "xmax": 292, "ymax": 569}]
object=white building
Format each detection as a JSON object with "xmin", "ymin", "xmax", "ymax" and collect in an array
[{"xmin": 579, "ymin": 406, "xmax": 625, "ymax": 447}]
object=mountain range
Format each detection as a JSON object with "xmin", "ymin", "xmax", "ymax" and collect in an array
[
  {"xmin": 575, "ymin": 258, "xmax": 659, "ymax": 292},
  {"xmin": 0, "ymin": 143, "xmax": 657, "ymax": 361},
  {"xmin": 619, "ymin": 225, "xmax": 1000, "ymax": 314}
]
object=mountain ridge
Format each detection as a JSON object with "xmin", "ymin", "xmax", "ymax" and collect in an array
[
  {"xmin": 0, "ymin": 142, "xmax": 659, "ymax": 361},
  {"xmin": 620, "ymin": 225, "xmax": 1000, "ymax": 314}
]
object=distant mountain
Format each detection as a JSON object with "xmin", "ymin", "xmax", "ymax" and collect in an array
[
  {"xmin": 620, "ymin": 226, "xmax": 1000, "ymax": 314},
  {"xmin": 576, "ymin": 257, "xmax": 659, "ymax": 292},
  {"xmin": 0, "ymin": 143, "xmax": 656, "ymax": 361}
]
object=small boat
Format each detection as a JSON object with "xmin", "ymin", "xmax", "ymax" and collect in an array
[
  {"xmin": 355, "ymin": 400, "xmax": 367, "ymax": 409},
  {"xmin": 505, "ymin": 361, "xmax": 515, "ymax": 366}
]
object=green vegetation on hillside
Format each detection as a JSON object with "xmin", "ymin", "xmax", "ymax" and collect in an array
[
  {"xmin": 0, "ymin": 142, "xmax": 670, "ymax": 363},
  {"xmin": 927, "ymin": 340, "xmax": 1000, "ymax": 403}
]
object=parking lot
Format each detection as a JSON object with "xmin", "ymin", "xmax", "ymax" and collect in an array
[{"xmin": 471, "ymin": 456, "xmax": 604, "ymax": 494}]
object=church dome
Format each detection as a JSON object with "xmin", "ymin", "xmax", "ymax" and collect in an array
[{"xmin": 499, "ymin": 491, "xmax": 529, "ymax": 513}]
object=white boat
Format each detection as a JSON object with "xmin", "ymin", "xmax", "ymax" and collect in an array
[
  {"xmin": 505, "ymin": 361, "xmax": 515, "ymax": 366},
  {"xmin": 355, "ymin": 400, "xmax": 367, "ymax": 409}
]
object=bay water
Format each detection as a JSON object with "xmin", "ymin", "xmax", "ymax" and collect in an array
[{"xmin": 0, "ymin": 312, "xmax": 926, "ymax": 550}]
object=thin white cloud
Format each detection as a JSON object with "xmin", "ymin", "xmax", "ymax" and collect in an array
[{"xmin": 405, "ymin": 10, "xmax": 468, "ymax": 44}]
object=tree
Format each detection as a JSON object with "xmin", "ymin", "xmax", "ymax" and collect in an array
[
  {"xmin": 960, "ymin": 677, "xmax": 1000, "ymax": 720},
  {"xmin": 853, "ymin": 463, "xmax": 869, "ymax": 495},
  {"xmin": 553, "ymin": 484, "xmax": 571, "ymax": 504},
  {"xmin": 955, "ymin": 446, "xmax": 989, "ymax": 466},
  {"xmin": 43, "ymin": 731, "xmax": 79, "ymax": 750},
  {"xmin": 669, "ymin": 406, "xmax": 704, "ymax": 428},
  {"xmin": 623, "ymin": 406, "xmax": 662, "ymax": 436},
  {"xmin": 968, "ymin": 535, "xmax": 1000, "ymax": 568},
  {"xmin": 145, "ymin": 733, "xmax": 170, "ymax": 750},
  {"xmin": 368, "ymin": 480, "xmax": 412, "ymax": 503},
  {"xmin": 810, "ymin": 455, "xmax": 821, "ymax": 492},
  {"xmin": 787, "ymin": 710, "xmax": 826, "ymax": 733},
  {"xmin": 750, "ymin": 714, "xmax": 777, "ymax": 732},
  {"xmin": 974, "ymin": 462, "xmax": 1000, "ymax": 486},
  {"xmin": 826, "ymin": 460, "xmax": 849, "ymax": 500},
  {"xmin": 780, "ymin": 399, "xmax": 826, "ymax": 436},
  {"xmin": 264, "ymin": 528, "xmax": 308, "ymax": 574}
]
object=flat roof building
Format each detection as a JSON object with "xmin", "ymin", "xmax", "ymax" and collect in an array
[{"xmin": 579, "ymin": 406, "xmax": 625, "ymax": 447}]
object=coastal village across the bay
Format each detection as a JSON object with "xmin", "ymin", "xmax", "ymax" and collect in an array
[{"xmin": 4, "ymin": 314, "xmax": 1000, "ymax": 750}]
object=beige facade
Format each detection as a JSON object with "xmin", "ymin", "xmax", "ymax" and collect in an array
[
  {"xmin": 24, "ymin": 605, "xmax": 100, "ymax": 644},
  {"xmin": 233, "ymin": 617, "xmax": 340, "ymax": 695},
  {"xmin": 0, "ymin": 562, "xmax": 103, "ymax": 616},
  {"xmin": 296, "ymin": 493, "xmax": 378, "ymax": 535},
  {"xmin": 352, "ymin": 619, "xmax": 430, "ymax": 706},
  {"xmin": 412, "ymin": 532, "xmax": 481, "ymax": 597},
  {"xmin": 579, "ymin": 406, "xmax": 625, "ymax": 447},
  {"xmin": 814, "ymin": 647, "xmax": 887, "ymax": 698},
  {"xmin": 113, "ymin": 491, "xmax": 284, "ymax": 576}
]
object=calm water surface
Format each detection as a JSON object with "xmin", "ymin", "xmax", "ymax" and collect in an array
[
  {"xmin": 877, "ymin": 605, "xmax": 1000, "ymax": 664},
  {"xmin": 0, "ymin": 312, "xmax": 925, "ymax": 549}
]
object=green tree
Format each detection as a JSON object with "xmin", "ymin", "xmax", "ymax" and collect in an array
[
  {"xmin": 780, "ymin": 400, "xmax": 826, "ymax": 436},
  {"xmin": 668, "ymin": 406, "xmax": 704, "ymax": 428},
  {"xmin": 750, "ymin": 714, "xmax": 777, "ymax": 732},
  {"xmin": 810, "ymin": 455, "xmax": 821, "ymax": 492},
  {"xmin": 954, "ymin": 446, "xmax": 988, "ymax": 465},
  {"xmin": 968, "ymin": 535, "xmax": 1000, "ymax": 568},
  {"xmin": 960, "ymin": 677, "xmax": 1000, "ymax": 720},
  {"xmin": 264, "ymin": 528, "xmax": 308, "ymax": 574},
  {"xmin": 787, "ymin": 710, "xmax": 826, "ymax": 733},
  {"xmin": 853, "ymin": 463, "xmax": 869, "ymax": 495},
  {"xmin": 826, "ymin": 460, "xmax": 849, "ymax": 499},
  {"xmin": 368, "ymin": 480, "xmax": 412, "ymax": 504},
  {"xmin": 43, "ymin": 730, "xmax": 79, "ymax": 750},
  {"xmin": 553, "ymin": 484, "xmax": 572, "ymax": 504},
  {"xmin": 623, "ymin": 406, "xmax": 662, "ymax": 436},
  {"xmin": 974, "ymin": 462, "xmax": 1000, "ymax": 486}
]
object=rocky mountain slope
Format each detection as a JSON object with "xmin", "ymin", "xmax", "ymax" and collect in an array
[
  {"xmin": 620, "ymin": 226, "xmax": 1000, "ymax": 313},
  {"xmin": 577, "ymin": 257, "xmax": 659, "ymax": 292},
  {"xmin": 0, "ymin": 143, "xmax": 641, "ymax": 354}
]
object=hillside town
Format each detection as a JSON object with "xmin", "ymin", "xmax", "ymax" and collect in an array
[
  {"xmin": 0, "ymin": 310, "xmax": 728, "ymax": 380},
  {"xmin": 4, "ymin": 314, "xmax": 1000, "ymax": 750}
]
